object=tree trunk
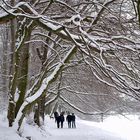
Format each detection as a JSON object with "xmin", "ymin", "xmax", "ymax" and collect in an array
[
  {"xmin": 7, "ymin": 0, "xmax": 16, "ymax": 127},
  {"xmin": 0, "ymin": 24, "xmax": 9, "ymax": 111},
  {"xmin": 39, "ymin": 95, "xmax": 46, "ymax": 122},
  {"xmin": 7, "ymin": 15, "xmax": 31, "ymax": 126},
  {"xmin": 34, "ymin": 104, "xmax": 40, "ymax": 126},
  {"xmin": 15, "ymin": 36, "xmax": 30, "ymax": 117}
]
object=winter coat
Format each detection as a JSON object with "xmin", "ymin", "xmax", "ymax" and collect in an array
[
  {"xmin": 54, "ymin": 112, "xmax": 59, "ymax": 118},
  {"xmin": 60, "ymin": 114, "xmax": 65, "ymax": 122},
  {"xmin": 71, "ymin": 114, "xmax": 75, "ymax": 121},
  {"xmin": 66, "ymin": 115, "xmax": 72, "ymax": 122}
]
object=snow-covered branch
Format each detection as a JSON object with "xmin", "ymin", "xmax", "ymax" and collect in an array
[
  {"xmin": 59, "ymin": 95, "xmax": 102, "ymax": 115},
  {"xmin": 15, "ymin": 45, "xmax": 77, "ymax": 128}
]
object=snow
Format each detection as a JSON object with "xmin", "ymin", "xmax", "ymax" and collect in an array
[
  {"xmin": 0, "ymin": 9, "xmax": 14, "ymax": 18},
  {"xmin": 45, "ymin": 117, "xmax": 124, "ymax": 140},
  {"xmin": 98, "ymin": 115, "xmax": 140, "ymax": 140},
  {"xmin": 0, "ymin": 112, "xmax": 23, "ymax": 140},
  {"xmin": 1, "ymin": 112, "xmax": 140, "ymax": 140}
]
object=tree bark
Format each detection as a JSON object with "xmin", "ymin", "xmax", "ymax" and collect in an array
[{"xmin": 7, "ymin": 15, "xmax": 31, "ymax": 126}]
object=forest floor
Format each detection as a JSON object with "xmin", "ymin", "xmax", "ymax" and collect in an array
[{"xmin": 0, "ymin": 112, "xmax": 140, "ymax": 140}]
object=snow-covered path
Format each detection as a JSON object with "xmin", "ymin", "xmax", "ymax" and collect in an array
[
  {"xmin": 1, "ymin": 114, "xmax": 140, "ymax": 140},
  {"xmin": 45, "ymin": 117, "xmax": 125, "ymax": 140}
]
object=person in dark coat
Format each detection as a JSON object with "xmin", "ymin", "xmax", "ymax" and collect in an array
[
  {"xmin": 60, "ymin": 112, "xmax": 65, "ymax": 128},
  {"xmin": 71, "ymin": 113, "xmax": 76, "ymax": 128},
  {"xmin": 54, "ymin": 111, "xmax": 61, "ymax": 128},
  {"xmin": 66, "ymin": 113, "xmax": 72, "ymax": 128},
  {"xmin": 56, "ymin": 116, "xmax": 61, "ymax": 128},
  {"xmin": 54, "ymin": 111, "xmax": 59, "ymax": 122}
]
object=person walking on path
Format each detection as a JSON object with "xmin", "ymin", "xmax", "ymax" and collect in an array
[
  {"xmin": 71, "ymin": 113, "xmax": 76, "ymax": 128},
  {"xmin": 60, "ymin": 112, "xmax": 65, "ymax": 128},
  {"xmin": 66, "ymin": 113, "xmax": 72, "ymax": 128},
  {"xmin": 54, "ymin": 111, "xmax": 59, "ymax": 122},
  {"xmin": 54, "ymin": 112, "xmax": 61, "ymax": 128}
]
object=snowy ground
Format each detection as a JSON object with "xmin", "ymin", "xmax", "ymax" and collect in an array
[
  {"xmin": 44, "ymin": 116, "xmax": 124, "ymax": 140},
  {"xmin": 0, "ymin": 112, "xmax": 140, "ymax": 140}
]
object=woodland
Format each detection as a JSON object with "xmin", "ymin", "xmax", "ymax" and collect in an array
[{"xmin": 0, "ymin": 0, "xmax": 140, "ymax": 131}]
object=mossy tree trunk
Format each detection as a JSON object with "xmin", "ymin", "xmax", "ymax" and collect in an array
[
  {"xmin": 14, "ymin": 34, "xmax": 30, "ymax": 117},
  {"xmin": 7, "ymin": 0, "xmax": 16, "ymax": 127},
  {"xmin": 7, "ymin": 16, "xmax": 31, "ymax": 126}
]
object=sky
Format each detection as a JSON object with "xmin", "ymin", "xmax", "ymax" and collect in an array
[{"xmin": 0, "ymin": 112, "xmax": 140, "ymax": 140}]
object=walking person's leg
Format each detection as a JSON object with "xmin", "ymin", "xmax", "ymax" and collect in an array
[
  {"xmin": 69, "ymin": 121, "xmax": 71, "ymax": 128},
  {"xmin": 61, "ymin": 121, "xmax": 63, "ymax": 128},
  {"xmin": 74, "ymin": 121, "xmax": 76, "ymax": 128},
  {"xmin": 57, "ymin": 121, "xmax": 60, "ymax": 128},
  {"xmin": 68, "ymin": 121, "xmax": 71, "ymax": 128},
  {"xmin": 72, "ymin": 121, "xmax": 74, "ymax": 128}
]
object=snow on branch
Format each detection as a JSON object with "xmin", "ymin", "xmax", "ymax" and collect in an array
[
  {"xmin": 88, "ymin": 0, "xmax": 118, "ymax": 31},
  {"xmin": 0, "ymin": 1, "xmax": 139, "ymax": 53},
  {"xmin": 0, "ymin": 9, "xmax": 15, "ymax": 23},
  {"xmin": 63, "ymin": 87, "xmax": 108, "ymax": 96},
  {"xmin": 82, "ymin": 53, "xmax": 140, "ymax": 101},
  {"xmin": 55, "ymin": 0, "xmax": 78, "ymax": 14},
  {"xmin": 0, "ymin": 2, "xmax": 42, "ymax": 23},
  {"xmin": 59, "ymin": 95, "xmax": 102, "ymax": 116},
  {"xmin": 45, "ymin": 94, "xmax": 58, "ymax": 106},
  {"xmin": 15, "ymin": 45, "xmax": 76, "ymax": 126}
]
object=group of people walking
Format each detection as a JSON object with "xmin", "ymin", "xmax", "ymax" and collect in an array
[{"xmin": 54, "ymin": 111, "xmax": 76, "ymax": 129}]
